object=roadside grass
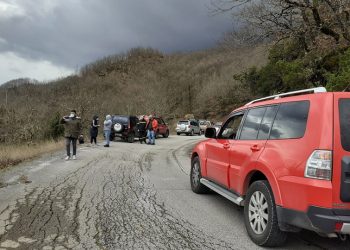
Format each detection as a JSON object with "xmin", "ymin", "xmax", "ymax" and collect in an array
[{"xmin": 0, "ymin": 140, "xmax": 64, "ymax": 170}]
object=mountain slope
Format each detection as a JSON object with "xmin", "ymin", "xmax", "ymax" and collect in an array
[{"xmin": 0, "ymin": 46, "xmax": 268, "ymax": 144}]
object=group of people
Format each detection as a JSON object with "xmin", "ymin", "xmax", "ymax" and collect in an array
[
  {"xmin": 60, "ymin": 110, "xmax": 159, "ymax": 161},
  {"xmin": 136, "ymin": 115, "xmax": 158, "ymax": 145}
]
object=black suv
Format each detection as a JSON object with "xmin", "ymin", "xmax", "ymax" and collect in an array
[{"xmin": 110, "ymin": 115, "xmax": 139, "ymax": 143}]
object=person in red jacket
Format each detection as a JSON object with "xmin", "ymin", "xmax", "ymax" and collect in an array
[{"xmin": 146, "ymin": 115, "xmax": 158, "ymax": 145}]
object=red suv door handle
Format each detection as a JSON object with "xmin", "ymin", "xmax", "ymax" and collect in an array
[
  {"xmin": 223, "ymin": 143, "xmax": 230, "ymax": 149},
  {"xmin": 250, "ymin": 145, "xmax": 261, "ymax": 152}
]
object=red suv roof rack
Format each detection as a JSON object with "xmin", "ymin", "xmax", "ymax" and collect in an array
[{"xmin": 245, "ymin": 87, "xmax": 327, "ymax": 106}]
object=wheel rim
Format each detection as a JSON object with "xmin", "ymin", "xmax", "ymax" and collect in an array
[
  {"xmin": 192, "ymin": 161, "xmax": 200, "ymax": 186},
  {"xmin": 248, "ymin": 191, "xmax": 269, "ymax": 235}
]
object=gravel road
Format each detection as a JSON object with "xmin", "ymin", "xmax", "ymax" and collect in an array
[{"xmin": 0, "ymin": 136, "xmax": 349, "ymax": 249}]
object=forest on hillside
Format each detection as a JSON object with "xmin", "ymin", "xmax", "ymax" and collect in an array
[
  {"xmin": 0, "ymin": 46, "xmax": 268, "ymax": 144},
  {"xmin": 216, "ymin": 0, "xmax": 350, "ymax": 93},
  {"xmin": 2, "ymin": 0, "xmax": 350, "ymax": 145}
]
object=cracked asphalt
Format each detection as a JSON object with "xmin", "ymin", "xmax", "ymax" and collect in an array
[{"xmin": 0, "ymin": 136, "xmax": 350, "ymax": 249}]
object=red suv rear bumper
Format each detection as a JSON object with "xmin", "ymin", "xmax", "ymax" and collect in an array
[{"xmin": 277, "ymin": 206, "xmax": 350, "ymax": 234}]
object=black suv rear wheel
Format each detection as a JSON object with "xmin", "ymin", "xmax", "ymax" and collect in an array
[
  {"xmin": 127, "ymin": 133, "xmax": 135, "ymax": 143},
  {"xmin": 109, "ymin": 133, "xmax": 115, "ymax": 141}
]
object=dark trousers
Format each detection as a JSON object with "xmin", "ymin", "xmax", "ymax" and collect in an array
[
  {"xmin": 90, "ymin": 136, "xmax": 97, "ymax": 144},
  {"xmin": 66, "ymin": 137, "xmax": 77, "ymax": 156}
]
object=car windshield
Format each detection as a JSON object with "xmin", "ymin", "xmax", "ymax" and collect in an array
[
  {"xmin": 199, "ymin": 121, "xmax": 206, "ymax": 125},
  {"xmin": 178, "ymin": 121, "xmax": 189, "ymax": 125},
  {"xmin": 112, "ymin": 116, "xmax": 129, "ymax": 124}
]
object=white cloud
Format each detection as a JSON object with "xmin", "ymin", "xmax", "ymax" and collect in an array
[
  {"xmin": 0, "ymin": 52, "xmax": 73, "ymax": 84},
  {"xmin": 0, "ymin": 1, "xmax": 25, "ymax": 19},
  {"xmin": 0, "ymin": 0, "xmax": 234, "ymax": 84}
]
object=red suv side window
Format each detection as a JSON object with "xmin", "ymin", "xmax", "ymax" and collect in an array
[
  {"xmin": 339, "ymin": 98, "xmax": 350, "ymax": 151},
  {"xmin": 269, "ymin": 101, "xmax": 310, "ymax": 140},
  {"xmin": 240, "ymin": 107, "xmax": 266, "ymax": 140},
  {"xmin": 257, "ymin": 106, "xmax": 278, "ymax": 140},
  {"xmin": 219, "ymin": 114, "xmax": 244, "ymax": 140}
]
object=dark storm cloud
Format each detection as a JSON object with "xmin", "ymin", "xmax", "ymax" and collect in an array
[{"xmin": 0, "ymin": 0, "xmax": 233, "ymax": 70}]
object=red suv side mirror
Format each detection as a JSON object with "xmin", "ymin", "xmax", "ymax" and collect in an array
[{"xmin": 205, "ymin": 127, "xmax": 217, "ymax": 138}]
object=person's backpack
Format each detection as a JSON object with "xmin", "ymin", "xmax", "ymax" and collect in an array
[{"xmin": 78, "ymin": 134, "xmax": 85, "ymax": 144}]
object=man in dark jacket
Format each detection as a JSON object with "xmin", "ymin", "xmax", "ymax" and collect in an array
[
  {"xmin": 60, "ymin": 110, "xmax": 82, "ymax": 160},
  {"xmin": 137, "ymin": 116, "xmax": 147, "ymax": 144}
]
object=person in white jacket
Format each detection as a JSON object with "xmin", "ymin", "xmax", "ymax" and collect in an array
[{"xmin": 103, "ymin": 115, "xmax": 112, "ymax": 147}]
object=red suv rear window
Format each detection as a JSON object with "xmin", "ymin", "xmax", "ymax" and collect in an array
[{"xmin": 339, "ymin": 99, "xmax": 350, "ymax": 151}]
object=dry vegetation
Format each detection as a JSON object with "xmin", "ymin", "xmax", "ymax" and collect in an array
[
  {"xmin": 0, "ymin": 46, "xmax": 268, "ymax": 148},
  {"xmin": 0, "ymin": 140, "xmax": 64, "ymax": 169}
]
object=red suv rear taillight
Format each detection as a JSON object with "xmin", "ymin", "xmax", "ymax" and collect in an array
[
  {"xmin": 335, "ymin": 222, "xmax": 343, "ymax": 232},
  {"xmin": 304, "ymin": 150, "xmax": 332, "ymax": 180}
]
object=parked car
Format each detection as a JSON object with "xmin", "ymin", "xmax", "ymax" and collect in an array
[
  {"xmin": 110, "ymin": 115, "xmax": 139, "ymax": 143},
  {"xmin": 176, "ymin": 120, "xmax": 201, "ymax": 136},
  {"xmin": 212, "ymin": 122, "xmax": 222, "ymax": 134},
  {"xmin": 199, "ymin": 120, "xmax": 211, "ymax": 133},
  {"xmin": 190, "ymin": 87, "xmax": 350, "ymax": 247},
  {"xmin": 154, "ymin": 117, "xmax": 170, "ymax": 138}
]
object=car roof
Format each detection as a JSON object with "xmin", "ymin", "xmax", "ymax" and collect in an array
[{"xmin": 231, "ymin": 92, "xmax": 334, "ymax": 114}]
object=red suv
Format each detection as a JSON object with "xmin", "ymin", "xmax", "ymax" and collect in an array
[
  {"xmin": 190, "ymin": 87, "xmax": 350, "ymax": 247},
  {"xmin": 155, "ymin": 117, "xmax": 170, "ymax": 138}
]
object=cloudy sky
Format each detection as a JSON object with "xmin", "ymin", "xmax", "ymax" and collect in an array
[{"xmin": 0, "ymin": 0, "xmax": 234, "ymax": 84}]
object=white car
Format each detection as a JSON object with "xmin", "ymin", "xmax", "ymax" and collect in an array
[
  {"xmin": 199, "ymin": 120, "xmax": 212, "ymax": 133},
  {"xmin": 213, "ymin": 122, "xmax": 223, "ymax": 134},
  {"xmin": 176, "ymin": 120, "xmax": 201, "ymax": 136}
]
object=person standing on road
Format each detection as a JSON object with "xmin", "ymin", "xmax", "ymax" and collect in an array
[
  {"xmin": 60, "ymin": 110, "xmax": 82, "ymax": 160},
  {"xmin": 90, "ymin": 115, "xmax": 100, "ymax": 145},
  {"xmin": 137, "ymin": 115, "xmax": 147, "ymax": 144},
  {"xmin": 103, "ymin": 115, "xmax": 112, "ymax": 147},
  {"xmin": 146, "ymin": 115, "xmax": 158, "ymax": 145}
]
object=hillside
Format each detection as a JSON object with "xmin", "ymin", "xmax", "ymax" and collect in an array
[{"xmin": 0, "ymin": 46, "xmax": 268, "ymax": 144}]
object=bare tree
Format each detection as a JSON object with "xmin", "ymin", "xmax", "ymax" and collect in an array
[{"xmin": 213, "ymin": 0, "xmax": 350, "ymax": 51}]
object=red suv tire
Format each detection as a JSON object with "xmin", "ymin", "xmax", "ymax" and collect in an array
[{"xmin": 244, "ymin": 181, "xmax": 287, "ymax": 247}]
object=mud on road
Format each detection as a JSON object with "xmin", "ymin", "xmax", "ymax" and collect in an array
[{"xmin": 0, "ymin": 136, "xmax": 350, "ymax": 250}]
